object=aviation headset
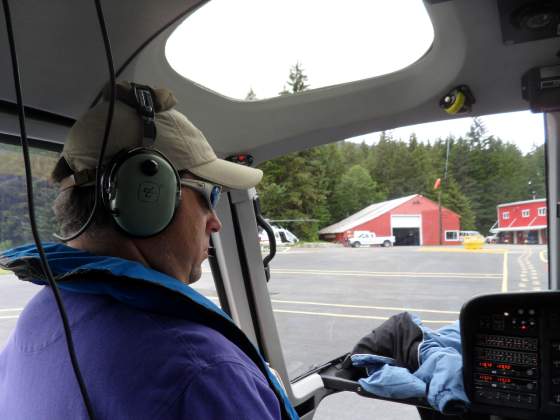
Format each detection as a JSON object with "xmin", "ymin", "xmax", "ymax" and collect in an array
[{"xmin": 99, "ymin": 83, "xmax": 182, "ymax": 237}]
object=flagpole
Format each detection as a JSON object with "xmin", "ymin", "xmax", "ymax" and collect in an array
[
  {"xmin": 438, "ymin": 138, "xmax": 451, "ymax": 246},
  {"xmin": 438, "ymin": 188, "xmax": 442, "ymax": 245}
]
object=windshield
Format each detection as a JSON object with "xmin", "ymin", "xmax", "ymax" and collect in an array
[{"xmin": 256, "ymin": 112, "xmax": 547, "ymax": 386}]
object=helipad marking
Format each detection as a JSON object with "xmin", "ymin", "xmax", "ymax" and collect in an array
[
  {"xmin": 203, "ymin": 268, "xmax": 502, "ymax": 279},
  {"xmin": 274, "ymin": 268, "xmax": 500, "ymax": 276},
  {"xmin": 205, "ymin": 296, "xmax": 460, "ymax": 315},
  {"xmin": 418, "ymin": 247, "xmax": 507, "ymax": 254},
  {"xmin": 270, "ymin": 299, "xmax": 459, "ymax": 315},
  {"xmin": 272, "ymin": 269, "xmax": 501, "ymax": 280},
  {"xmin": 273, "ymin": 309, "xmax": 454, "ymax": 325},
  {"xmin": 502, "ymin": 252, "xmax": 508, "ymax": 292}
]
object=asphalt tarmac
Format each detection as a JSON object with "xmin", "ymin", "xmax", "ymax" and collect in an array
[{"xmin": 0, "ymin": 244, "xmax": 548, "ymax": 419}]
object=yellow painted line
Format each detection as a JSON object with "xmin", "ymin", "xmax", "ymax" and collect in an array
[
  {"xmin": 540, "ymin": 250, "xmax": 548, "ymax": 264},
  {"xmin": 418, "ymin": 247, "xmax": 507, "ymax": 254},
  {"xmin": 273, "ymin": 269, "xmax": 501, "ymax": 280},
  {"xmin": 271, "ymin": 299, "xmax": 459, "ymax": 315},
  {"xmin": 501, "ymin": 252, "xmax": 508, "ymax": 292},
  {"xmin": 273, "ymin": 309, "xmax": 454, "ymax": 325}
]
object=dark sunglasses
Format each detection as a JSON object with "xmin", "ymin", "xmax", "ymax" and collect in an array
[{"xmin": 180, "ymin": 179, "xmax": 222, "ymax": 210}]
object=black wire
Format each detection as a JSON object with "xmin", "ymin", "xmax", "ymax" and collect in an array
[
  {"xmin": 1, "ymin": 0, "xmax": 95, "ymax": 418},
  {"xmin": 54, "ymin": 0, "xmax": 116, "ymax": 243}
]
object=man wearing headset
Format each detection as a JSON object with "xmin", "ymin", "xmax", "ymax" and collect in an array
[{"xmin": 0, "ymin": 82, "xmax": 297, "ymax": 419}]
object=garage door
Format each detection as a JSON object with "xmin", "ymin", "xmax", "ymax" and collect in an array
[
  {"xmin": 391, "ymin": 215, "xmax": 421, "ymax": 246},
  {"xmin": 391, "ymin": 215, "xmax": 421, "ymax": 228}
]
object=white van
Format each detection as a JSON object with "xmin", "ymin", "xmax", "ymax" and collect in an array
[{"xmin": 458, "ymin": 231, "xmax": 483, "ymax": 242}]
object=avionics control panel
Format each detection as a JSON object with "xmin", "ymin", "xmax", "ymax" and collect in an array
[{"xmin": 461, "ymin": 292, "xmax": 560, "ymax": 419}]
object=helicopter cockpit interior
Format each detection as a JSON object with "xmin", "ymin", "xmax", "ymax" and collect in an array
[{"xmin": 1, "ymin": 0, "xmax": 560, "ymax": 419}]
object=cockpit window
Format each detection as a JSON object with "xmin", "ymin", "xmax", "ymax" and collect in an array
[
  {"xmin": 0, "ymin": 143, "xmax": 59, "ymax": 250},
  {"xmin": 257, "ymin": 114, "xmax": 548, "ymax": 381},
  {"xmin": 165, "ymin": 0, "xmax": 434, "ymax": 100}
]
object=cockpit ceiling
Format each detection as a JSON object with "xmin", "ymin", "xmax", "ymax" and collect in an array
[
  {"xmin": 0, "ymin": 0, "xmax": 206, "ymax": 119},
  {"xmin": 0, "ymin": 0, "xmax": 558, "ymax": 160}
]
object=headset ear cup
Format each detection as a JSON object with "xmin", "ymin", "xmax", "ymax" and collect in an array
[{"xmin": 101, "ymin": 148, "xmax": 180, "ymax": 237}]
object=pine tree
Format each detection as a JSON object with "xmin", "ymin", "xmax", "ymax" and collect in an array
[
  {"xmin": 279, "ymin": 62, "xmax": 309, "ymax": 95},
  {"xmin": 369, "ymin": 134, "xmax": 412, "ymax": 198},
  {"xmin": 425, "ymin": 176, "xmax": 476, "ymax": 230},
  {"xmin": 245, "ymin": 88, "xmax": 257, "ymax": 101},
  {"xmin": 525, "ymin": 145, "xmax": 545, "ymax": 199},
  {"xmin": 330, "ymin": 165, "xmax": 386, "ymax": 221},
  {"xmin": 258, "ymin": 63, "xmax": 331, "ymax": 240}
]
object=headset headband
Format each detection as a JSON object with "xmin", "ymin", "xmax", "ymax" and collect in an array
[{"xmin": 125, "ymin": 83, "xmax": 157, "ymax": 147}]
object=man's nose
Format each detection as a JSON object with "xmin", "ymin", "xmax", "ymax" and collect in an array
[{"xmin": 207, "ymin": 212, "xmax": 222, "ymax": 233}]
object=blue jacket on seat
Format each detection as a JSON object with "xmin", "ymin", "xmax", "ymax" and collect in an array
[{"xmin": 351, "ymin": 313, "xmax": 469, "ymax": 414}]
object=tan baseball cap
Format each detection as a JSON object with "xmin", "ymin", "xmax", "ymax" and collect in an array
[{"xmin": 61, "ymin": 81, "xmax": 262, "ymax": 190}]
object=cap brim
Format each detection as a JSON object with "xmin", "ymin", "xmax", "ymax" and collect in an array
[{"xmin": 188, "ymin": 158, "xmax": 263, "ymax": 190}]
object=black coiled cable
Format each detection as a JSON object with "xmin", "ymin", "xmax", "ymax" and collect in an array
[{"xmin": 1, "ymin": 0, "xmax": 96, "ymax": 418}]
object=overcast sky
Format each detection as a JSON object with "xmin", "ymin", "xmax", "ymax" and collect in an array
[
  {"xmin": 166, "ymin": 0, "xmax": 546, "ymax": 154},
  {"xmin": 346, "ymin": 112, "xmax": 545, "ymax": 154}
]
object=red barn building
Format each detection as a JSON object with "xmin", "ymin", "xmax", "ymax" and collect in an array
[
  {"xmin": 318, "ymin": 194, "xmax": 461, "ymax": 246},
  {"xmin": 491, "ymin": 198, "xmax": 547, "ymax": 244}
]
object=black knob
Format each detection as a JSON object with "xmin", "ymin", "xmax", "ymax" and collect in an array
[{"xmin": 141, "ymin": 159, "xmax": 159, "ymax": 176}]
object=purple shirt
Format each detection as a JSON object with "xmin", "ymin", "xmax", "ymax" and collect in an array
[{"xmin": 0, "ymin": 287, "xmax": 281, "ymax": 419}]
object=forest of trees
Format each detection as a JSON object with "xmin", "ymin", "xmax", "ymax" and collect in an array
[
  {"xmin": 254, "ymin": 64, "xmax": 546, "ymax": 241},
  {"xmin": 0, "ymin": 64, "xmax": 546, "ymax": 249},
  {"xmin": 0, "ymin": 144, "xmax": 59, "ymax": 250}
]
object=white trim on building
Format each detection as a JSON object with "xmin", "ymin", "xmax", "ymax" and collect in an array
[
  {"xmin": 445, "ymin": 230, "xmax": 459, "ymax": 241},
  {"xmin": 497, "ymin": 198, "xmax": 546, "ymax": 208},
  {"xmin": 493, "ymin": 225, "xmax": 547, "ymax": 232}
]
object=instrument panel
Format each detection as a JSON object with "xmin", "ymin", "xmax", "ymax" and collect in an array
[{"xmin": 461, "ymin": 292, "xmax": 560, "ymax": 419}]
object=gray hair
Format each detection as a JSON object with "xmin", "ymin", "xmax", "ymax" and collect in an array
[{"xmin": 51, "ymin": 158, "xmax": 112, "ymax": 238}]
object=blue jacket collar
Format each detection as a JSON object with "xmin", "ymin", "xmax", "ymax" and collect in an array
[
  {"xmin": 0, "ymin": 242, "xmax": 229, "ymax": 320},
  {"xmin": 0, "ymin": 243, "xmax": 299, "ymax": 420}
]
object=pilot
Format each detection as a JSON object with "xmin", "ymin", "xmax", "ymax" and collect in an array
[{"xmin": 0, "ymin": 82, "xmax": 296, "ymax": 419}]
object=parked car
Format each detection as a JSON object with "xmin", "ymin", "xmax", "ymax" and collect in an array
[
  {"xmin": 347, "ymin": 231, "xmax": 395, "ymax": 248},
  {"xmin": 485, "ymin": 234, "xmax": 498, "ymax": 244}
]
